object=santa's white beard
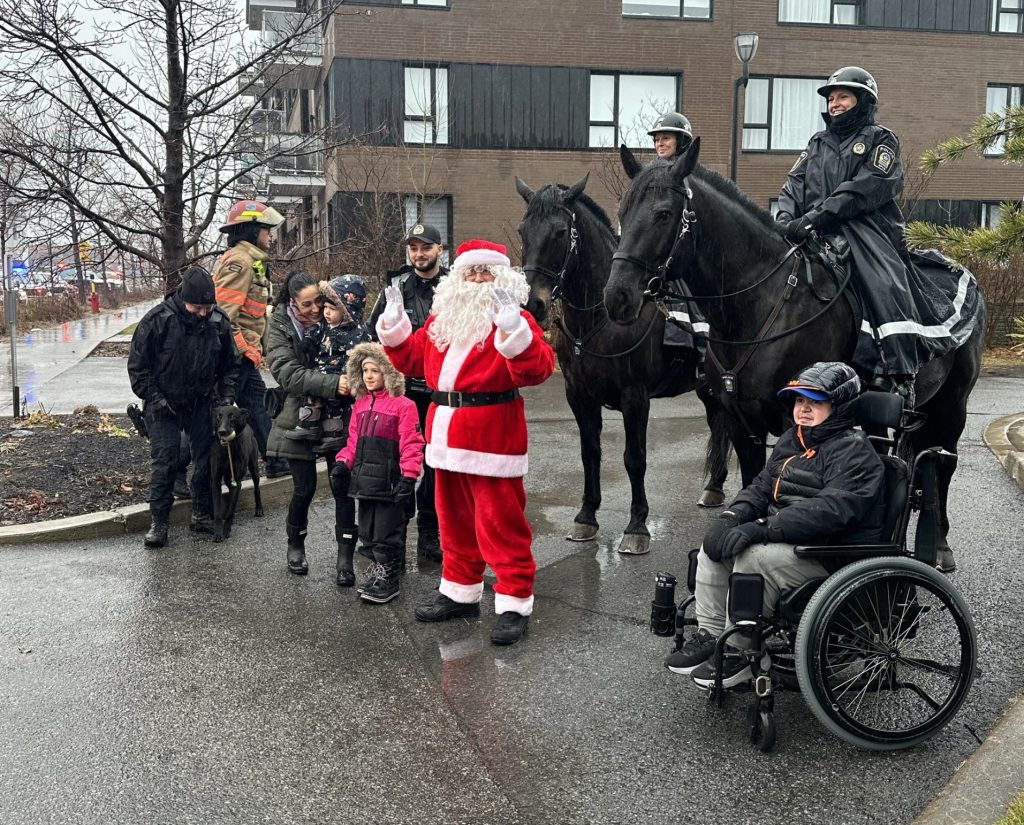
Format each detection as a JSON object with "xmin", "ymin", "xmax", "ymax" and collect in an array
[{"xmin": 429, "ymin": 265, "xmax": 529, "ymax": 351}]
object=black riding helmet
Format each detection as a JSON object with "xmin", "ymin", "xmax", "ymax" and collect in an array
[
  {"xmin": 777, "ymin": 362, "xmax": 861, "ymax": 407},
  {"xmin": 647, "ymin": 110, "xmax": 696, "ymax": 152},
  {"xmin": 817, "ymin": 66, "xmax": 879, "ymax": 105}
]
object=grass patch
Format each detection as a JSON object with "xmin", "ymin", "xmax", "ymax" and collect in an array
[
  {"xmin": 984, "ymin": 347, "xmax": 1022, "ymax": 367},
  {"xmin": 119, "ymin": 322, "xmax": 138, "ymax": 335},
  {"xmin": 996, "ymin": 791, "xmax": 1024, "ymax": 825}
]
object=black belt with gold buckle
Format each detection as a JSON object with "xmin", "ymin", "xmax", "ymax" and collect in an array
[{"xmin": 431, "ymin": 389, "xmax": 520, "ymax": 408}]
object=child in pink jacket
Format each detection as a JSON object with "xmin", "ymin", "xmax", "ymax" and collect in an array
[{"xmin": 331, "ymin": 343, "xmax": 424, "ymax": 603}]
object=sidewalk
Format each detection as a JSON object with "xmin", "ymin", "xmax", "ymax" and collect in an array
[
  {"xmin": 0, "ymin": 299, "xmax": 159, "ymax": 415},
  {"xmin": 912, "ymin": 413, "xmax": 1024, "ymax": 825}
]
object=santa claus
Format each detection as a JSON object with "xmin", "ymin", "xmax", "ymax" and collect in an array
[{"xmin": 376, "ymin": 238, "xmax": 555, "ymax": 645}]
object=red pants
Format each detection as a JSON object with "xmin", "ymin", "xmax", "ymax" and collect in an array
[{"xmin": 435, "ymin": 470, "xmax": 536, "ymax": 616}]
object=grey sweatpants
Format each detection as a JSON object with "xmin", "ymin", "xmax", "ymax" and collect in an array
[{"xmin": 695, "ymin": 542, "xmax": 829, "ymax": 646}]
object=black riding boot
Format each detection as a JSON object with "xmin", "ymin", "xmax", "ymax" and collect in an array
[
  {"xmin": 416, "ymin": 514, "xmax": 442, "ymax": 563},
  {"xmin": 286, "ymin": 522, "xmax": 309, "ymax": 575},
  {"xmin": 335, "ymin": 524, "xmax": 357, "ymax": 587},
  {"xmin": 144, "ymin": 518, "xmax": 169, "ymax": 548}
]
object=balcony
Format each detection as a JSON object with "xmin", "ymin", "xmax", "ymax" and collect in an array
[
  {"xmin": 246, "ymin": 0, "xmax": 297, "ymax": 30},
  {"xmin": 265, "ymin": 134, "xmax": 326, "ymax": 197},
  {"xmin": 258, "ymin": 11, "xmax": 322, "ymax": 89}
]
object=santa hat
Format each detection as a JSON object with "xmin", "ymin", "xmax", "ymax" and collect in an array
[{"xmin": 450, "ymin": 239, "xmax": 511, "ymax": 271}]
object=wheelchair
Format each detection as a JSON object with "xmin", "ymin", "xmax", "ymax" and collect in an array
[{"xmin": 650, "ymin": 392, "xmax": 977, "ymax": 752}]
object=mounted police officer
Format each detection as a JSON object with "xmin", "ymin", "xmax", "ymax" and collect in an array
[
  {"xmin": 368, "ymin": 223, "xmax": 447, "ymax": 562},
  {"xmin": 128, "ymin": 266, "xmax": 239, "ymax": 548},
  {"xmin": 212, "ymin": 199, "xmax": 287, "ymax": 478},
  {"xmin": 776, "ymin": 67, "xmax": 929, "ymax": 412},
  {"xmin": 648, "ymin": 112, "xmax": 693, "ymax": 160}
]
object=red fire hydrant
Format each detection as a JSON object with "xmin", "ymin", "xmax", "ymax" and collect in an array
[{"xmin": 87, "ymin": 291, "xmax": 100, "ymax": 314}]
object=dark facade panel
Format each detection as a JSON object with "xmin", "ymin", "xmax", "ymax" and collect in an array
[
  {"xmin": 328, "ymin": 57, "xmax": 401, "ymax": 143},
  {"xmin": 968, "ymin": 0, "xmax": 990, "ymax": 31},
  {"xmin": 906, "ymin": 198, "xmax": 980, "ymax": 227},
  {"xmin": 856, "ymin": 0, "xmax": 1003, "ymax": 30},
  {"xmin": 919, "ymin": 0, "xmax": 937, "ymax": 29},
  {"xmin": 862, "ymin": 0, "xmax": 886, "ymax": 26}
]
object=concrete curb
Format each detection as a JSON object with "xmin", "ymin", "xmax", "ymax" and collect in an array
[
  {"xmin": 983, "ymin": 413, "xmax": 1024, "ymax": 490},
  {"xmin": 913, "ymin": 696, "xmax": 1024, "ymax": 825},
  {"xmin": 0, "ymin": 464, "xmax": 329, "ymax": 546}
]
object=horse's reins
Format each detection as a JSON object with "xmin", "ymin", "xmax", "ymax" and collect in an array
[{"xmin": 219, "ymin": 430, "xmax": 240, "ymax": 488}]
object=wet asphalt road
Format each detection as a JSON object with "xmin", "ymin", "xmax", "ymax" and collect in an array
[{"xmin": 1, "ymin": 372, "xmax": 1022, "ymax": 825}]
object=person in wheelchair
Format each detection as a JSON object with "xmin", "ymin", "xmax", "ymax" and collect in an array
[{"xmin": 667, "ymin": 361, "xmax": 885, "ymax": 688}]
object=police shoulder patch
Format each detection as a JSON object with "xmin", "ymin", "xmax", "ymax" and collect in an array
[
  {"xmin": 790, "ymin": 151, "xmax": 808, "ymax": 173},
  {"xmin": 872, "ymin": 144, "xmax": 896, "ymax": 174},
  {"xmin": 852, "ymin": 142, "xmax": 866, "ymax": 155}
]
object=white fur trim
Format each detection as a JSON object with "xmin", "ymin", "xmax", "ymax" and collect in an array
[
  {"xmin": 494, "ymin": 592, "xmax": 534, "ymax": 617},
  {"xmin": 439, "ymin": 578, "xmax": 484, "ymax": 604},
  {"xmin": 494, "ymin": 314, "xmax": 532, "ymax": 359},
  {"xmin": 450, "ymin": 248, "xmax": 511, "ymax": 271},
  {"xmin": 437, "ymin": 341, "xmax": 473, "ymax": 391},
  {"xmin": 376, "ymin": 312, "xmax": 412, "ymax": 347},
  {"xmin": 426, "ymin": 442, "xmax": 528, "ymax": 477}
]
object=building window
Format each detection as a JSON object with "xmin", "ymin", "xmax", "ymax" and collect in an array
[
  {"xmin": 402, "ymin": 0, "xmax": 448, "ymax": 5},
  {"xmin": 980, "ymin": 202, "xmax": 1004, "ymax": 228},
  {"xmin": 742, "ymin": 77, "xmax": 824, "ymax": 152},
  {"xmin": 404, "ymin": 195, "xmax": 452, "ymax": 264},
  {"xmin": 992, "ymin": 0, "xmax": 1024, "ymax": 33},
  {"xmin": 985, "ymin": 84, "xmax": 1023, "ymax": 156},
  {"xmin": 404, "ymin": 66, "xmax": 448, "ymax": 145},
  {"xmin": 778, "ymin": 0, "xmax": 859, "ymax": 24},
  {"xmin": 622, "ymin": 0, "xmax": 711, "ymax": 18},
  {"xmin": 589, "ymin": 72, "xmax": 680, "ymax": 149}
]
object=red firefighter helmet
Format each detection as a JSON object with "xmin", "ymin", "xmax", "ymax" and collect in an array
[{"xmin": 219, "ymin": 199, "xmax": 285, "ymax": 233}]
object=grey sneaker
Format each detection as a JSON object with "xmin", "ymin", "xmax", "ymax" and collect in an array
[{"xmin": 664, "ymin": 628, "xmax": 717, "ymax": 675}]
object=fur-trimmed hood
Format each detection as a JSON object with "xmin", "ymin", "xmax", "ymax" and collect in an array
[{"xmin": 346, "ymin": 342, "xmax": 406, "ymax": 398}]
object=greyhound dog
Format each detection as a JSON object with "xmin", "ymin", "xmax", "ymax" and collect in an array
[{"xmin": 210, "ymin": 404, "xmax": 263, "ymax": 542}]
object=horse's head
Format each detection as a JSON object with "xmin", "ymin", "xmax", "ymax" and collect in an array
[
  {"xmin": 605, "ymin": 138, "xmax": 701, "ymax": 324},
  {"xmin": 516, "ymin": 173, "xmax": 589, "ymax": 325}
]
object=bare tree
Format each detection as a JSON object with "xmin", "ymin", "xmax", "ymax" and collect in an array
[{"xmin": 0, "ymin": 0, "xmax": 362, "ymax": 289}]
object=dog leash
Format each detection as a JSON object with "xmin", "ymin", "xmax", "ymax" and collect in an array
[{"xmin": 219, "ymin": 431, "xmax": 239, "ymax": 488}]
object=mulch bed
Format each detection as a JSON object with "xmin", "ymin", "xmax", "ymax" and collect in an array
[{"xmin": 0, "ymin": 408, "xmax": 150, "ymax": 526}]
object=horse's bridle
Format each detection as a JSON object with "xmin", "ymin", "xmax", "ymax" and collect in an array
[{"xmin": 611, "ymin": 184, "xmax": 695, "ymax": 299}]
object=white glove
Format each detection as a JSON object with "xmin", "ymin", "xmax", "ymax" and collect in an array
[
  {"xmin": 379, "ymin": 285, "xmax": 405, "ymax": 329},
  {"xmin": 491, "ymin": 287, "xmax": 523, "ymax": 334}
]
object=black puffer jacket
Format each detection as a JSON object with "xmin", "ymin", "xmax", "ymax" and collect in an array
[
  {"xmin": 729, "ymin": 398, "xmax": 885, "ymax": 546},
  {"xmin": 128, "ymin": 294, "xmax": 238, "ymax": 411}
]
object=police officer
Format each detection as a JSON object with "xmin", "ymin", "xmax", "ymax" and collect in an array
[
  {"xmin": 128, "ymin": 267, "xmax": 239, "ymax": 548},
  {"xmin": 212, "ymin": 200, "xmax": 288, "ymax": 477},
  {"xmin": 775, "ymin": 67, "xmax": 919, "ymax": 411},
  {"xmin": 368, "ymin": 223, "xmax": 447, "ymax": 562},
  {"xmin": 648, "ymin": 112, "xmax": 693, "ymax": 160}
]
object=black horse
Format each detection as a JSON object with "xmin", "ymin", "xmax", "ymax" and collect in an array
[
  {"xmin": 604, "ymin": 139, "xmax": 986, "ymax": 565},
  {"xmin": 517, "ymin": 173, "xmax": 731, "ymax": 556}
]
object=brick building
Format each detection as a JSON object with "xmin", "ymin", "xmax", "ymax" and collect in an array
[{"xmin": 244, "ymin": 0, "xmax": 1024, "ymax": 268}]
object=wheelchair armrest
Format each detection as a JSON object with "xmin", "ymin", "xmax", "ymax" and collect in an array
[{"xmin": 793, "ymin": 543, "xmax": 901, "ymax": 559}]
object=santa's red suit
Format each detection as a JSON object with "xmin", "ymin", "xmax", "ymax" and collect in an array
[{"xmin": 378, "ymin": 242, "xmax": 554, "ymax": 618}]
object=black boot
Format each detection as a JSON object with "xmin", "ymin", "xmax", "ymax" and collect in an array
[
  {"xmin": 335, "ymin": 525, "xmax": 357, "ymax": 587},
  {"xmin": 360, "ymin": 551, "xmax": 400, "ymax": 604},
  {"xmin": 144, "ymin": 518, "xmax": 169, "ymax": 548},
  {"xmin": 416, "ymin": 516, "xmax": 442, "ymax": 563},
  {"xmin": 286, "ymin": 522, "xmax": 309, "ymax": 575}
]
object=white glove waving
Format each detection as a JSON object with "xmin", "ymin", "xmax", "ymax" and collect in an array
[
  {"xmin": 491, "ymin": 287, "xmax": 522, "ymax": 334},
  {"xmin": 380, "ymin": 285, "xmax": 405, "ymax": 329}
]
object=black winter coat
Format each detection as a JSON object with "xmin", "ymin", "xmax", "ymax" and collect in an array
[
  {"xmin": 128, "ymin": 294, "xmax": 239, "ymax": 411},
  {"xmin": 728, "ymin": 401, "xmax": 885, "ymax": 546}
]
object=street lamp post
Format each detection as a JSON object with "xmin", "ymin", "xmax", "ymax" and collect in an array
[{"xmin": 729, "ymin": 32, "xmax": 760, "ymax": 183}]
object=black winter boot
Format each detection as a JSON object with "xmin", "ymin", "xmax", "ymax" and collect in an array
[
  {"xmin": 360, "ymin": 551, "xmax": 400, "ymax": 604},
  {"xmin": 286, "ymin": 522, "xmax": 309, "ymax": 575},
  {"xmin": 335, "ymin": 525, "xmax": 357, "ymax": 587},
  {"xmin": 144, "ymin": 519, "xmax": 169, "ymax": 548}
]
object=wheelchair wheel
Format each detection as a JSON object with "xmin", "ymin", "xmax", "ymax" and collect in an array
[{"xmin": 795, "ymin": 557, "xmax": 976, "ymax": 751}]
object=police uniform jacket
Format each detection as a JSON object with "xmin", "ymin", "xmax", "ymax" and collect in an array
[
  {"xmin": 128, "ymin": 294, "xmax": 239, "ymax": 413},
  {"xmin": 212, "ymin": 241, "xmax": 272, "ymax": 366}
]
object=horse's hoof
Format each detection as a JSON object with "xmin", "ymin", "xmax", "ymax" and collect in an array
[
  {"xmin": 254, "ymin": 507, "xmax": 265, "ymax": 518},
  {"xmin": 617, "ymin": 533, "xmax": 651, "ymax": 555},
  {"xmin": 697, "ymin": 489, "xmax": 725, "ymax": 508},
  {"xmin": 935, "ymin": 547, "xmax": 956, "ymax": 573},
  {"xmin": 566, "ymin": 523, "xmax": 599, "ymax": 542}
]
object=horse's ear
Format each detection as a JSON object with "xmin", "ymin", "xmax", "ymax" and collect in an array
[
  {"xmin": 620, "ymin": 144, "xmax": 642, "ymax": 179},
  {"xmin": 671, "ymin": 136, "xmax": 701, "ymax": 182},
  {"xmin": 515, "ymin": 176, "xmax": 534, "ymax": 203},
  {"xmin": 561, "ymin": 172, "xmax": 589, "ymax": 205}
]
